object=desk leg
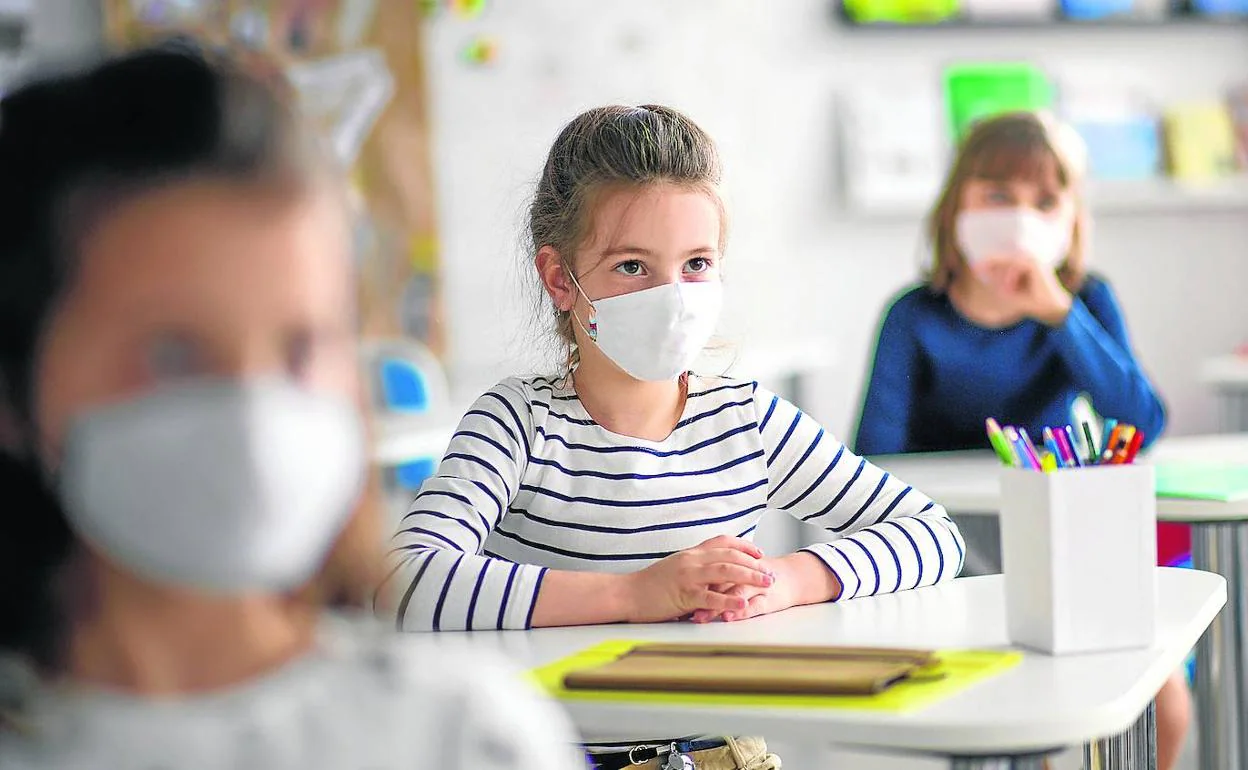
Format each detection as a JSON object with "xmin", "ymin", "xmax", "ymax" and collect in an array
[
  {"xmin": 1216, "ymin": 390, "xmax": 1248, "ymax": 433},
  {"xmin": 1192, "ymin": 523, "xmax": 1247, "ymax": 770},
  {"xmin": 1081, "ymin": 700, "xmax": 1156, "ymax": 770}
]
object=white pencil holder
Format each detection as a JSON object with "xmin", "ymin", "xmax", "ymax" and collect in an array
[{"xmin": 1000, "ymin": 465, "xmax": 1157, "ymax": 655}]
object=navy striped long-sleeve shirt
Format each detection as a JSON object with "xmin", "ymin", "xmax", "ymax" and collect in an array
[{"xmin": 385, "ymin": 375, "xmax": 965, "ymax": 631}]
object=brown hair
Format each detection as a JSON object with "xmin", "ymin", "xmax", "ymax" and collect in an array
[
  {"xmin": 0, "ymin": 43, "xmax": 380, "ymax": 677},
  {"xmin": 525, "ymin": 105, "xmax": 725, "ymax": 368},
  {"xmin": 926, "ymin": 111, "xmax": 1090, "ymax": 293}
]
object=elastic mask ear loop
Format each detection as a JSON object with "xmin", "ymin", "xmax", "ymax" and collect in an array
[{"xmin": 566, "ymin": 270, "xmax": 598, "ymax": 342}]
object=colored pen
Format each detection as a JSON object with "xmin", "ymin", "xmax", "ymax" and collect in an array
[
  {"xmin": 1005, "ymin": 427, "xmax": 1038, "ymax": 470},
  {"xmin": 1081, "ymin": 421, "xmax": 1098, "ymax": 465},
  {"xmin": 1103, "ymin": 416, "xmax": 1123, "ymax": 459},
  {"xmin": 1016, "ymin": 428, "xmax": 1044, "ymax": 471},
  {"xmin": 986, "ymin": 418, "xmax": 1019, "ymax": 468},
  {"xmin": 1111, "ymin": 425, "xmax": 1137, "ymax": 464},
  {"xmin": 1040, "ymin": 452, "xmax": 1058, "ymax": 473},
  {"xmin": 1101, "ymin": 424, "xmax": 1124, "ymax": 464},
  {"xmin": 1123, "ymin": 429, "xmax": 1146, "ymax": 464},
  {"xmin": 1062, "ymin": 425, "xmax": 1083, "ymax": 467},
  {"xmin": 1042, "ymin": 427, "xmax": 1065, "ymax": 469}
]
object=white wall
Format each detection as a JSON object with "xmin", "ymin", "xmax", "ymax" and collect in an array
[
  {"xmin": 28, "ymin": 0, "xmax": 102, "ymax": 65},
  {"xmin": 425, "ymin": 0, "xmax": 1248, "ymax": 440}
]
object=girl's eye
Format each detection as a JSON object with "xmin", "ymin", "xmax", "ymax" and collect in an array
[
  {"xmin": 684, "ymin": 257, "xmax": 712, "ymax": 274},
  {"xmin": 145, "ymin": 333, "xmax": 204, "ymax": 380},
  {"xmin": 1036, "ymin": 195, "xmax": 1059, "ymax": 212},
  {"xmin": 614, "ymin": 260, "xmax": 644, "ymax": 276},
  {"xmin": 986, "ymin": 190, "xmax": 1013, "ymax": 205}
]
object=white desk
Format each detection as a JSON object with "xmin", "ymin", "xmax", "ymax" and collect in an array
[
  {"xmin": 427, "ymin": 571, "xmax": 1225, "ymax": 769},
  {"xmin": 1201, "ymin": 355, "xmax": 1248, "ymax": 433},
  {"xmin": 872, "ymin": 435, "xmax": 1248, "ymax": 770}
]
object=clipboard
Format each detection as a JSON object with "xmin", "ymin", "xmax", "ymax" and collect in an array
[{"xmin": 563, "ymin": 643, "xmax": 939, "ymax": 697}]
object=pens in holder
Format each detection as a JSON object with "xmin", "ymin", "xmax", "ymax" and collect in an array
[
  {"xmin": 1124, "ymin": 430, "xmax": 1145, "ymax": 464},
  {"xmin": 1061, "ymin": 425, "xmax": 1083, "ymax": 468},
  {"xmin": 1016, "ymin": 428, "xmax": 1044, "ymax": 471},
  {"xmin": 1102, "ymin": 418, "xmax": 1118, "ymax": 447},
  {"xmin": 1081, "ymin": 421, "xmax": 1097, "ymax": 465},
  {"xmin": 1042, "ymin": 427, "xmax": 1064, "ymax": 468},
  {"xmin": 1110, "ymin": 425, "xmax": 1137, "ymax": 464},
  {"xmin": 986, "ymin": 418, "xmax": 1020, "ymax": 468},
  {"xmin": 1005, "ymin": 427, "xmax": 1040, "ymax": 471},
  {"xmin": 987, "ymin": 416, "xmax": 1142, "ymax": 472},
  {"xmin": 1101, "ymin": 424, "xmax": 1124, "ymax": 464}
]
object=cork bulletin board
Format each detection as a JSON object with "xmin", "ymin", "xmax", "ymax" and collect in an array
[{"xmin": 101, "ymin": 0, "xmax": 445, "ymax": 356}]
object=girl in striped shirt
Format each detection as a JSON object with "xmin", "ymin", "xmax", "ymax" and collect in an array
[{"xmin": 384, "ymin": 104, "xmax": 966, "ymax": 769}]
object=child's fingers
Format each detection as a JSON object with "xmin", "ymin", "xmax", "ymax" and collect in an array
[
  {"xmin": 699, "ymin": 534, "xmax": 763, "ymax": 559},
  {"xmin": 702, "ymin": 561, "xmax": 774, "ymax": 588},
  {"xmin": 725, "ymin": 592, "xmax": 774, "ymax": 623},
  {"xmin": 697, "ymin": 589, "xmax": 748, "ymax": 614}
]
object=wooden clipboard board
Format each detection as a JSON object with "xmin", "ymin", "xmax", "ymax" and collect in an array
[{"xmin": 563, "ymin": 643, "xmax": 939, "ymax": 697}]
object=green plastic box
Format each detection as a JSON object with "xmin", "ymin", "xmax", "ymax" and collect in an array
[{"xmin": 944, "ymin": 63, "xmax": 1054, "ymax": 142}]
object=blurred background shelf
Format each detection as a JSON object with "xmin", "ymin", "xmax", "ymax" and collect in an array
[
  {"xmin": 834, "ymin": 0, "xmax": 1248, "ymax": 29},
  {"xmin": 838, "ymin": 17, "xmax": 1248, "ymax": 29}
]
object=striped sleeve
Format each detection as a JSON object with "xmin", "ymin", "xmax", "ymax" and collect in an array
[
  {"xmin": 754, "ymin": 383, "xmax": 965, "ymax": 600},
  {"xmin": 381, "ymin": 379, "xmax": 548, "ymax": 632}
]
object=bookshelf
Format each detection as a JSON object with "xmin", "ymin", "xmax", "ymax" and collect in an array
[{"xmin": 834, "ymin": 2, "xmax": 1248, "ymax": 29}]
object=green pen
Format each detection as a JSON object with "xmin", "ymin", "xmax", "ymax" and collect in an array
[{"xmin": 985, "ymin": 418, "xmax": 1020, "ymax": 467}]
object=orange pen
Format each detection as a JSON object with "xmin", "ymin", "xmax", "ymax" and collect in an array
[
  {"xmin": 1110, "ymin": 425, "xmax": 1137, "ymax": 464},
  {"xmin": 1100, "ymin": 424, "xmax": 1124, "ymax": 464}
]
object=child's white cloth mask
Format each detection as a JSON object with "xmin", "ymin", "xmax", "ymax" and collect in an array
[
  {"xmin": 955, "ymin": 207, "xmax": 1073, "ymax": 271},
  {"xmin": 57, "ymin": 378, "xmax": 365, "ymax": 593},
  {"xmin": 570, "ymin": 277, "xmax": 723, "ymax": 382}
]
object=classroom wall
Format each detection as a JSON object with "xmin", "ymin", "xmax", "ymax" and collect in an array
[
  {"xmin": 29, "ymin": 0, "xmax": 1248, "ymax": 441},
  {"xmin": 27, "ymin": 0, "xmax": 102, "ymax": 64},
  {"xmin": 425, "ymin": 0, "xmax": 1248, "ymax": 440}
]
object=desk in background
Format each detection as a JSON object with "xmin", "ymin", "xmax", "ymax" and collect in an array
[
  {"xmin": 872, "ymin": 434, "xmax": 1248, "ymax": 770},
  {"xmin": 427, "ymin": 570, "xmax": 1225, "ymax": 770},
  {"xmin": 1201, "ymin": 355, "xmax": 1248, "ymax": 433}
]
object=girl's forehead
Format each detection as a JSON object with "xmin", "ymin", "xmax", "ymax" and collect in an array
[
  {"xmin": 72, "ymin": 182, "xmax": 350, "ymax": 316},
  {"xmin": 966, "ymin": 140, "xmax": 1067, "ymax": 189},
  {"xmin": 582, "ymin": 185, "xmax": 720, "ymax": 248}
]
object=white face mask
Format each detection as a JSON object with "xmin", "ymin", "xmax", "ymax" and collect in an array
[
  {"xmin": 57, "ymin": 379, "xmax": 365, "ymax": 593},
  {"xmin": 955, "ymin": 207, "xmax": 1072, "ymax": 271},
  {"xmin": 571, "ymin": 278, "xmax": 723, "ymax": 382}
]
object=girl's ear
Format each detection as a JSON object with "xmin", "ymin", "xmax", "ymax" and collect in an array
[{"xmin": 536, "ymin": 246, "xmax": 576, "ymax": 312}]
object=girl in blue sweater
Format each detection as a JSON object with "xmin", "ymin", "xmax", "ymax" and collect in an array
[
  {"xmin": 854, "ymin": 111, "xmax": 1184, "ymax": 770},
  {"xmin": 855, "ymin": 113, "xmax": 1165, "ymax": 456}
]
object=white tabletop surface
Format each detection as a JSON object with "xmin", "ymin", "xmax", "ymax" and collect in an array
[
  {"xmin": 422, "ymin": 570, "xmax": 1225, "ymax": 755},
  {"xmin": 872, "ymin": 434, "xmax": 1248, "ymax": 523}
]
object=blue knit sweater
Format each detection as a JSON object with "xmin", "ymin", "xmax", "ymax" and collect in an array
[{"xmin": 854, "ymin": 275, "xmax": 1166, "ymax": 455}]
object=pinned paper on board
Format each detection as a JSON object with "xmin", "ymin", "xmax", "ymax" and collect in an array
[
  {"xmin": 130, "ymin": 0, "xmax": 216, "ymax": 27},
  {"xmin": 286, "ymin": 48, "xmax": 395, "ymax": 167},
  {"xmin": 839, "ymin": 85, "xmax": 947, "ymax": 212},
  {"xmin": 104, "ymin": 0, "xmax": 447, "ymax": 351},
  {"xmin": 448, "ymin": 0, "xmax": 489, "ymax": 19},
  {"xmin": 460, "ymin": 36, "xmax": 498, "ymax": 67}
]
